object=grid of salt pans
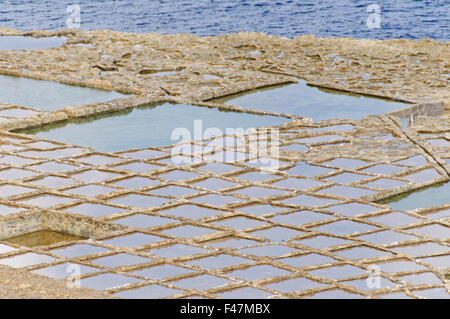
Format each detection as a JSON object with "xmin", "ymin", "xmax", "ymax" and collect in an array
[{"xmin": 0, "ymin": 113, "xmax": 448, "ymax": 299}]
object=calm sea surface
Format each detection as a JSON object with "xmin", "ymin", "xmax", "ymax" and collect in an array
[{"xmin": 1, "ymin": 0, "xmax": 448, "ymax": 40}]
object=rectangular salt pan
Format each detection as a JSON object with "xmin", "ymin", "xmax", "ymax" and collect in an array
[
  {"xmin": 379, "ymin": 181, "xmax": 450, "ymax": 211},
  {"xmin": 18, "ymin": 103, "xmax": 287, "ymax": 152},
  {"xmin": 211, "ymin": 81, "xmax": 409, "ymax": 121},
  {"xmin": 0, "ymin": 74, "xmax": 129, "ymax": 111},
  {"xmin": 0, "ymin": 36, "xmax": 66, "ymax": 50}
]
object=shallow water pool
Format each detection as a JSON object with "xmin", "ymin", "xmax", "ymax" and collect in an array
[
  {"xmin": 0, "ymin": 36, "xmax": 66, "ymax": 50},
  {"xmin": 379, "ymin": 181, "xmax": 450, "ymax": 211},
  {"xmin": 4, "ymin": 230, "xmax": 85, "ymax": 248},
  {"xmin": 17, "ymin": 103, "xmax": 288, "ymax": 152},
  {"xmin": 0, "ymin": 74, "xmax": 129, "ymax": 111},
  {"xmin": 212, "ymin": 81, "xmax": 409, "ymax": 121}
]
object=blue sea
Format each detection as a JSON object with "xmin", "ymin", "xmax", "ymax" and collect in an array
[{"xmin": 1, "ymin": 1, "xmax": 449, "ymax": 40}]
